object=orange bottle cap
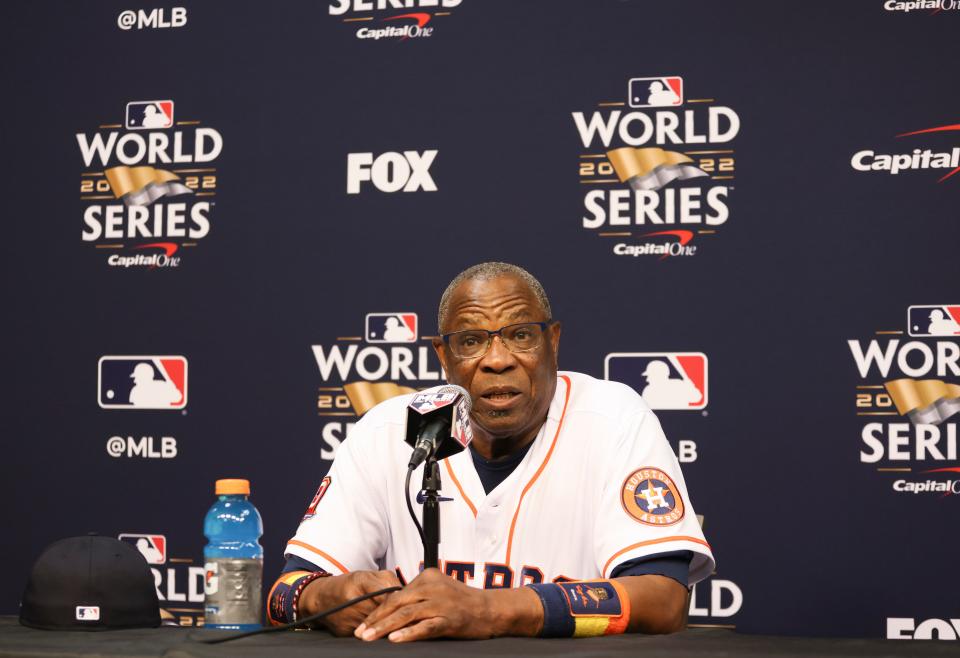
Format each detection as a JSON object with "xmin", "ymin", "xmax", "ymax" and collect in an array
[{"xmin": 215, "ymin": 478, "xmax": 250, "ymax": 495}]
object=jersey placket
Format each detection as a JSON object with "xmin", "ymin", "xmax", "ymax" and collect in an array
[
  {"xmin": 473, "ymin": 425, "xmax": 547, "ymax": 584},
  {"xmin": 457, "ymin": 415, "xmax": 559, "ymax": 587}
]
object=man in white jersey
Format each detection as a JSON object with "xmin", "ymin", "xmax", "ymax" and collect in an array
[{"xmin": 268, "ymin": 262, "xmax": 714, "ymax": 641}]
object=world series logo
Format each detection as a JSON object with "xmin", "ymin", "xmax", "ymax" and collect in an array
[
  {"xmin": 571, "ymin": 75, "xmax": 740, "ymax": 260},
  {"xmin": 848, "ymin": 305, "xmax": 960, "ymax": 497},
  {"xmin": 311, "ymin": 311, "xmax": 443, "ymax": 460},
  {"xmin": 76, "ymin": 99, "xmax": 223, "ymax": 268}
]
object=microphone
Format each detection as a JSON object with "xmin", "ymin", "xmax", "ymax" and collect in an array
[{"xmin": 405, "ymin": 384, "xmax": 473, "ymax": 470}]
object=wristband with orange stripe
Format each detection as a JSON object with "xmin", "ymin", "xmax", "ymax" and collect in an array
[
  {"xmin": 266, "ymin": 569, "xmax": 330, "ymax": 626},
  {"xmin": 528, "ymin": 580, "xmax": 631, "ymax": 638}
]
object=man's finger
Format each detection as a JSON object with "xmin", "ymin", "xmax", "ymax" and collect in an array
[
  {"xmin": 359, "ymin": 601, "xmax": 432, "ymax": 641},
  {"xmin": 354, "ymin": 596, "xmax": 398, "ymax": 637},
  {"xmin": 358, "ymin": 585, "xmax": 424, "ymax": 629},
  {"xmin": 358, "ymin": 596, "xmax": 413, "ymax": 639},
  {"xmin": 326, "ymin": 606, "xmax": 371, "ymax": 638},
  {"xmin": 387, "ymin": 616, "xmax": 446, "ymax": 643},
  {"xmin": 339, "ymin": 599, "xmax": 376, "ymax": 620}
]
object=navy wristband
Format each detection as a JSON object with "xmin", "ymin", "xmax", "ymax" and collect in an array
[{"xmin": 528, "ymin": 583, "xmax": 575, "ymax": 637}]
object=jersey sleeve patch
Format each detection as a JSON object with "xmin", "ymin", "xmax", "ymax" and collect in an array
[
  {"xmin": 620, "ymin": 467, "xmax": 684, "ymax": 526},
  {"xmin": 559, "ymin": 582, "xmax": 623, "ymax": 617},
  {"xmin": 303, "ymin": 476, "xmax": 331, "ymax": 520}
]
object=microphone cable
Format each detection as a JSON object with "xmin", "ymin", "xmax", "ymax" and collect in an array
[
  {"xmin": 198, "ymin": 585, "xmax": 402, "ymax": 644},
  {"xmin": 405, "ymin": 466, "xmax": 425, "ymax": 545}
]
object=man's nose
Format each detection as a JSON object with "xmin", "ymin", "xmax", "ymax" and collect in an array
[{"xmin": 479, "ymin": 335, "xmax": 517, "ymax": 372}]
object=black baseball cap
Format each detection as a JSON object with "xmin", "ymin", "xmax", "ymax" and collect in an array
[{"xmin": 20, "ymin": 535, "xmax": 161, "ymax": 631}]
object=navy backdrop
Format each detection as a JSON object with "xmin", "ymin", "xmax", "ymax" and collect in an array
[{"xmin": 2, "ymin": 0, "xmax": 959, "ymax": 641}]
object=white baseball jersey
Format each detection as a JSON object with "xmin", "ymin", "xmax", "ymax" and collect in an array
[{"xmin": 287, "ymin": 371, "xmax": 714, "ymax": 588}]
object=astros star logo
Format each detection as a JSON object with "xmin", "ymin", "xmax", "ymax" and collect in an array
[
  {"xmin": 637, "ymin": 479, "xmax": 672, "ymax": 512},
  {"xmin": 621, "ymin": 467, "xmax": 685, "ymax": 526}
]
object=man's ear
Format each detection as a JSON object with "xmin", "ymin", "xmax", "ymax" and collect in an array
[{"xmin": 549, "ymin": 321, "xmax": 561, "ymax": 367}]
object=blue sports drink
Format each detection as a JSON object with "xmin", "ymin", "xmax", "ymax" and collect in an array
[{"xmin": 203, "ymin": 478, "xmax": 264, "ymax": 630}]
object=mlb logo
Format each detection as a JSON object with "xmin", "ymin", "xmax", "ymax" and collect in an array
[
  {"xmin": 605, "ymin": 352, "xmax": 708, "ymax": 410},
  {"xmin": 628, "ymin": 76, "xmax": 684, "ymax": 108},
  {"xmin": 98, "ymin": 356, "xmax": 188, "ymax": 410},
  {"xmin": 908, "ymin": 305, "xmax": 960, "ymax": 337},
  {"xmin": 118, "ymin": 534, "xmax": 167, "ymax": 564},
  {"xmin": 75, "ymin": 606, "xmax": 100, "ymax": 621},
  {"xmin": 125, "ymin": 100, "xmax": 174, "ymax": 130},
  {"xmin": 366, "ymin": 312, "xmax": 418, "ymax": 343}
]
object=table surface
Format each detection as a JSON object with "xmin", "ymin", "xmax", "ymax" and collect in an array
[{"xmin": 1, "ymin": 617, "xmax": 956, "ymax": 658}]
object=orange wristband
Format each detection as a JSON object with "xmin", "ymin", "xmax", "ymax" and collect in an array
[{"xmin": 528, "ymin": 580, "xmax": 631, "ymax": 637}]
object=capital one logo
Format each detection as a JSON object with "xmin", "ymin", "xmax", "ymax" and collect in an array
[{"xmin": 346, "ymin": 150, "xmax": 437, "ymax": 194}]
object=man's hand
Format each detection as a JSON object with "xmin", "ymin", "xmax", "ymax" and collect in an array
[
  {"xmin": 298, "ymin": 570, "xmax": 401, "ymax": 637},
  {"xmin": 355, "ymin": 568, "xmax": 542, "ymax": 643}
]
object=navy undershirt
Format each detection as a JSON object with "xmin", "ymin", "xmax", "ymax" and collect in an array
[
  {"xmin": 470, "ymin": 441, "xmax": 534, "ymax": 494},
  {"xmin": 284, "ymin": 443, "xmax": 692, "ymax": 588}
]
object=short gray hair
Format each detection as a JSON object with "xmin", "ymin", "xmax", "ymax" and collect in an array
[{"xmin": 437, "ymin": 262, "xmax": 552, "ymax": 332}]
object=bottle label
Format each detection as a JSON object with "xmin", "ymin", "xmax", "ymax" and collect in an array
[{"xmin": 203, "ymin": 558, "xmax": 262, "ymax": 626}]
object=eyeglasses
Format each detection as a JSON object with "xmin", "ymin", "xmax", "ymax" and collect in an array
[{"xmin": 441, "ymin": 321, "xmax": 555, "ymax": 360}]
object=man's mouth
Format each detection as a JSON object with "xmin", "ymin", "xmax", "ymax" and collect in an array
[
  {"xmin": 483, "ymin": 391, "xmax": 520, "ymax": 401},
  {"xmin": 478, "ymin": 388, "xmax": 523, "ymax": 409}
]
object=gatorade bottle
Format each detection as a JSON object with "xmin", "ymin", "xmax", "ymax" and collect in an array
[{"xmin": 203, "ymin": 478, "xmax": 263, "ymax": 630}]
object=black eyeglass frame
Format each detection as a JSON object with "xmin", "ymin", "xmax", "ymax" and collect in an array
[{"xmin": 440, "ymin": 320, "xmax": 557, "ymax": 359}]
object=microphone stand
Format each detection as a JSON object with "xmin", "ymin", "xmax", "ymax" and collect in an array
[{"xmin": 420, "ymin": 456, "xmax": 442, "ymax": 570}]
